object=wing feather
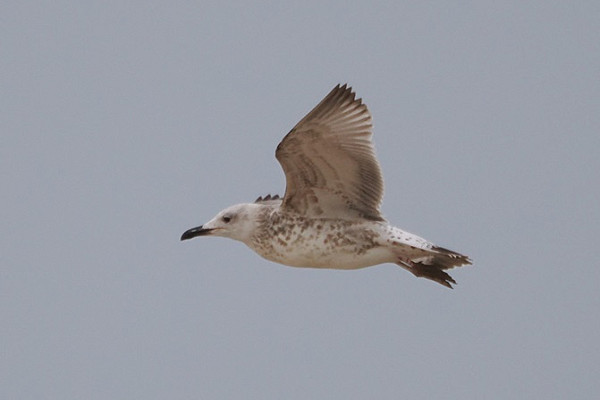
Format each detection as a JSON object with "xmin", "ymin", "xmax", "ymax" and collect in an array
[{"xmin": 275, "ymin": 84, "xmax": 384, "ymax": 221}]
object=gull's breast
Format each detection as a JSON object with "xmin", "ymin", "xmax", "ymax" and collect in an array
[{"xmin": 249, "ymin": 218, "xmax": 395, "ymax": 269}]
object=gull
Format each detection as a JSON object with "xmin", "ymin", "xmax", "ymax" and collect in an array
[{"xmin": 181, "ymin": 84, "xmax": 472, "ymax": 288}]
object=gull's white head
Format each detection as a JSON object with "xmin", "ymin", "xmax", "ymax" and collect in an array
[{"xmin": 181, "ymin": 203, "xmax": 261, "ymax": 244}]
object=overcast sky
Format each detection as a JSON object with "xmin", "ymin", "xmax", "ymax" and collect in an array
[{"xmin": 3, "ymin": 1, "xmax": 599, "ymax": 399}]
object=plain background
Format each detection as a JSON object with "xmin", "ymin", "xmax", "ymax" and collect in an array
[{"xmin": 3, "ymin": 1, "xmax": 599, "ymax": 399}]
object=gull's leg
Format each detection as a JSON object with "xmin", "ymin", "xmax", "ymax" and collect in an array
[{"xmin": 395, "ymin": 257, "xmax": 457, "ymax": 289}]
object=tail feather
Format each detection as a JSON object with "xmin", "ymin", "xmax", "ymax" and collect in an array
[
  {"xmin": 429, "ymin": 246, "xmax": 472, "ymax": 270},
  {"xmin": 397, "ymin": 246, "xmax": 472, "ymax": 289}
]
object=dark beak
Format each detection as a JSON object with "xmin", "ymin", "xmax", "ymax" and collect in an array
[{"xmin": 180, "ymin": 225, "xmax": 214, "ymax": 241}]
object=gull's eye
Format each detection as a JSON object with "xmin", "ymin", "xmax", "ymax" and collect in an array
[{"xmin": 222, "ymin": 215, "xmax": 232, "ymax": 223}]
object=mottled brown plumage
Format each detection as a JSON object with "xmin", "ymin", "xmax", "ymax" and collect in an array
[{"xmin": 182, "ymin": 84, "xmax": 472, "ymax": 288}]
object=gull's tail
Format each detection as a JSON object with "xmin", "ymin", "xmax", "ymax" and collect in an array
[{"xmin": 396, "ymin": 246, "xmax": 472, "ymax": 289}]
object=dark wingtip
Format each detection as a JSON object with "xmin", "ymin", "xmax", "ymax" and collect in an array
[{"xmin": 254, "ymin": 194, "xmax": 281, "ymax": 203}]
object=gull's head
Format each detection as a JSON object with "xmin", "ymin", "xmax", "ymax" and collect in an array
[{"xmin": 180, "ymin": 203, "xmax": 261, "ymax": 244}]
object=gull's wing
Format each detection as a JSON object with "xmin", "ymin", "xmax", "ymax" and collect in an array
[{"xmin": 275, "ymin": 84, "xmax": 384, "ymax": 221}]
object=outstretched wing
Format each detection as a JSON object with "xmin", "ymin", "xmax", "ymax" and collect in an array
[{"xmin": 275, "ymin": 84, "xmax": 384, "ymax": 221}]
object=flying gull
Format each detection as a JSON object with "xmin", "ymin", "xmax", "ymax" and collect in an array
[{"xmin": 181, "ymin": 84, "xmax": 472, "ymax": 288}]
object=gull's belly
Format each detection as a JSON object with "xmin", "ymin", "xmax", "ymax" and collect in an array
[
  {"xmin": 250, "ymin": 222, "xmax": 395, "ymax": 269},
  {"xmin": 273, "ymin": 245, "xmax": 394, "ymax": 269}
]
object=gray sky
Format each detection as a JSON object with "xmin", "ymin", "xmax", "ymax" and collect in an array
[{"xmin": 3, "ymin": 1, "xmax": 599, "ymax": 399}]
